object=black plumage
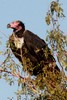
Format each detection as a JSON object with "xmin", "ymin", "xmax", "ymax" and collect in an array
[{"xmin": 7, "ymin": 20, "xmax": 60, "ymax": 75}]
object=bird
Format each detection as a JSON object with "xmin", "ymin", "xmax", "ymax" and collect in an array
[{"xmin": 7, "ymin": 20, "xmax": 60, "ymax": 75}]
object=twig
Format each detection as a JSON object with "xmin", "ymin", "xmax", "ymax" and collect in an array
[{"xmin": 0, "ymin": 68, "xmax": 39, "ymax": 94}]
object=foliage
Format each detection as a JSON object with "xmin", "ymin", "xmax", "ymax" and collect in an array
[
  {"xmin": 45, "ymin": 0, "xmax": 67, "ymax": 99},
  {"xmin": 0, "ymin": 0, "xmax": 67, "ymax": 100},
  {"xmin": 45, "ymin": 0, "xmax": 67, "ymax": 71}
]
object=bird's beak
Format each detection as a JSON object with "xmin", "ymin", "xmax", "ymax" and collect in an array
[{"xmin": 7, "ymin": 24, "xmax": 11, "ymax": 28}]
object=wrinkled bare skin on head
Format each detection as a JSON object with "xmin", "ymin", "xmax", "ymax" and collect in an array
[{"xmin": 7, "ymin": 21, "xmax": 23, "ymax": 32}]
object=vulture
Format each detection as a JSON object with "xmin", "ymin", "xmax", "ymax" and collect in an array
[{"xmin": 7, "ymin": 20, "xmax": 60, "ymax": 75}]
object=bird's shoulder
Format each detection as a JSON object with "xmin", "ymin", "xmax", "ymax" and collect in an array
[
  {"xmin": 23, "ymin": 30, "xmax": 34, "ymax": 36},
  {"xmin": 23, "ymin": 30, "xmax": 40, "ymax": 40}
]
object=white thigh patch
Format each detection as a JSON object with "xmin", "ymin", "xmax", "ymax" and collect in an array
[{"xmin": 14, "ymin": 37, "xmax": 24, "ymax": 49}]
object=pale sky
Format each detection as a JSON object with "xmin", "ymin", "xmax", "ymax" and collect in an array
[{"xmin": 0, "ymin": 0, "xmax": 67, "ymax": 99}]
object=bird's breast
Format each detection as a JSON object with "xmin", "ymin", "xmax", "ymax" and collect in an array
[{"xmin": 14, "ymin": 36, "xmax": 24, "ymax": 49}]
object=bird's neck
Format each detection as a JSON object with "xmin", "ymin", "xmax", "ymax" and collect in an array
[{"xmin": 13, "ymin": 29, "xmax": 24, "ymax": 38}]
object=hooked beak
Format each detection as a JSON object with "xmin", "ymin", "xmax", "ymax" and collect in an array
[{"xmin": 7, "ymin": 24, "xmax": 11, "ymax": 28}]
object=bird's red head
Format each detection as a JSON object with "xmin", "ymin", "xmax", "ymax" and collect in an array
[{"xmin": 7, "ymin": 20, "xmax": 25, "ymax": 32}]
